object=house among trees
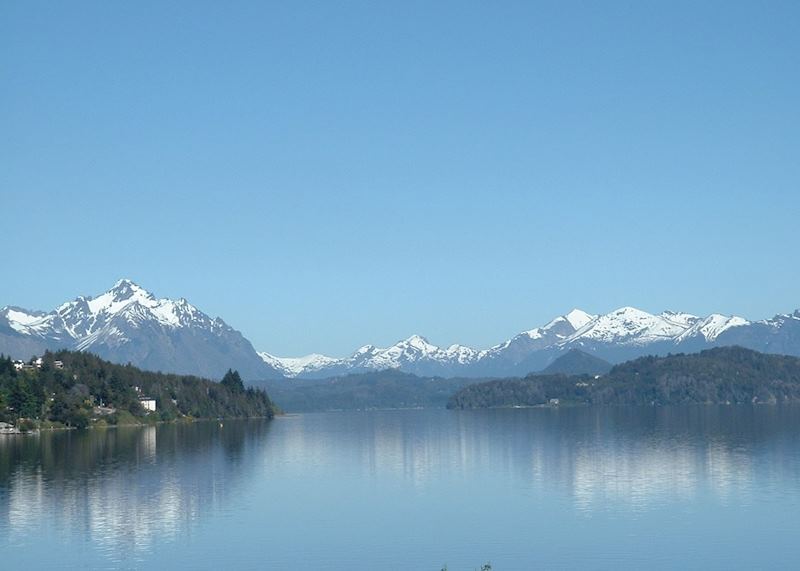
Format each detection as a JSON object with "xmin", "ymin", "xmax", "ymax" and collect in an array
[
  {"xmin": 0, "ymin": 421, "xmax": 19, "ymax": 434},
  {"xmin": 12, "ymin": 357, "xmax": 56, "ymax": 371},
  {"xmin": 139, "ymin": 396, "xmax": 157, "ymax": 412},
  {"xmin": 13, "ymin": 360, "xmax": 36, "ymax": 371}
]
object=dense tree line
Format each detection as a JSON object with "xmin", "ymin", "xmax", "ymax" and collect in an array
[
  {"xmin": 0, "ymin": 351, "xmax": 275, "ymax": 428},
  {"xmin": 448, "ymin": 346, "xmax": 800, "ymax": 409}
]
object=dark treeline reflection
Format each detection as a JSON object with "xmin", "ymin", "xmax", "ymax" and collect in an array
[
  {"xmin": 265, "ymin": 406, "xmax": 800, "ymax": 508},
  {"xmin": 0, "ymin": 420, "xmax": 271, "ymax": 560},
  {"xmin": 452, "ymin": 406, "xmax": 800, "ymax": 505},
  {"xmin": 3, "ymin": 407, "xmax": 800, "ymax": 568}
]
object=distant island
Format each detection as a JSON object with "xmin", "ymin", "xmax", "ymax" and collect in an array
[
  {"xmin": 448, "ymin": 346, "xmax": 800, "ymax": 409},
  {"xmin": 0, "ymin": 351, "xmax": 276, "ymax": 431}
]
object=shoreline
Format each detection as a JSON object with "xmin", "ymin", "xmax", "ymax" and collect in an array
[{"xmin": 0, "ymin": 414, "xmax": 274, "ymax": 435}]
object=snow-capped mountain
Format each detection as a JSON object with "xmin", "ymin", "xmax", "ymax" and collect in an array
[
  {"xmin": 261, "ymin": 335, "xmax": 484, "ymax": 378},
  {"xmin": 675, "ymin": 314, "xmax": 749, "ymax": 344},
  {"xmin": 258, "ymin": 352, "xmax": 340, "ymax": 378},
  {"xmin": 4, "ymin": 279, "xmax": 800, "ymax": 380},
  {"xmin": 259, "ymin": 306, "xmax": 776, "ymax": 379},
  {"xmin": 568, "ymin": 307, "xmax": 696, "ymax": 345},
  {"xmin": 0, "ymin": 279, "xmax": 281, "ymax": 380}
]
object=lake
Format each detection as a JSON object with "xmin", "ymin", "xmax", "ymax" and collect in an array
[{"xmin": 2, "ymin": 407, "xmax": 800, "ymax": 569}]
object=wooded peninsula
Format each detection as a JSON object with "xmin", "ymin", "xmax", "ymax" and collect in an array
[{"xmin": 0, "ymin": 351, "xmax": 276, "ymax": 430}]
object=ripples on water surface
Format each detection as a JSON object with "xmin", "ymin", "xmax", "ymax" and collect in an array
[{"xmin": 2, "ymin": 407, "xmax": 800, "ymax": 569}]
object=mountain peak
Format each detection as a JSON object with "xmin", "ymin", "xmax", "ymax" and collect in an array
[
  {"xmin": 0, "ymin": 280, "xmax": 280, "ymax": 380},
  {"xmin": 564, "ymin": 309, "xmax": 595, "ymax": 330},
  {"xmin": 112, "ymin": 277, "xmax": 136, "ymax": 288},
  {"xmin": 564, "ymin": 306, "xmax": 686, "ymax": 345},
  {"xmin": 402, "ymin": 334, "xmax": 432, "ymax": 346},
  {"xmin": 611, "ymin": 306, "xmax": 652, "ymax": 316},
  {"xmin": 81, "ymin": 279, "xmax": 157, "ymax": 317},
  {"xmin": 536, "ymin": 309, "xmax": 597, "ymax": 339},
  {"xmin": 109, "ymin": 278, "xmax": 152, "ymax": 300}
]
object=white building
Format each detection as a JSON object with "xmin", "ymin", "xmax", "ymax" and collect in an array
[
  {"xmin": 0, "ymin": 422, "xmax": 19, "ymax": 434},
  {"xmin": 139, "ymin": 397, "xmax": 157, "ymax": 412}
]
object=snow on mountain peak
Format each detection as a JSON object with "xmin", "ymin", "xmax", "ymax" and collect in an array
[
  {"xmin": 109, "ymin": 279, "xmax": 155, "ymax": 302},
  {"xmin": 675, "ymin": 313, "xmax": 749, "ymax": 342},
  {"xmin": 4, "ymin": 307, "xmax": 45, "ymax": 326},
  {"xmin": 258, "ymin": 352, "xmax": 339, "ymax": 377},
  {"xmin": 4, "ymin": 279, "xmax": 215, "ymax": 344},
  {"xmin": 402, "ymin": 334, "xmax": 433, "ymax": 347},
  {"xmin": 566, "ymin": 306, "xmax": 688, "ymax": 345},
  {"xmin": 86, "ymin": 279, "xmax": 158, "ymax": 316},
  {"xmin": 564, "ymin": 309, "xmax": 596, "ymax": 330},
  {"xmin": 112, "ymin": 277, "xmax": 140, "ymax": 289},
  {"xmin": 660, "ymin": 310, "xmax": 699, "ymax": 327},
  {"xmin": 1, "ymin": 306, "xmax": 57, "ymax": 337},
  {"xmin": 532, "ymin": 309, "xmax": 598, "ymax": 340}
]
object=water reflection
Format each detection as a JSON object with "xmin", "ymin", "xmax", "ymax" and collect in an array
[
  {"xmin": 0, "ymin": 420, "xmax": 271, "ymax": 564},
  {"xmin": 266, "ymin": 407, "xmax": 800, "ymax": 510},
  {"xmin": 2, "ymin": 408, "xmax": 800, "ymax": 568}
]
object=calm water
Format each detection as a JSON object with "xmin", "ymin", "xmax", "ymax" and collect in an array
[{"xmin": 2, "ymin": 407, "xmax": 800, "ymax": 570}]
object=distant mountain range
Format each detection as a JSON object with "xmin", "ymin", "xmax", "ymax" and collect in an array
[
  {"xmin": 263, "ymin": 305, "xmax": 800, "ymax": 379},
  {"xmin": 3, "ymin": 279, "xmax": 800, "ymax": 380}
]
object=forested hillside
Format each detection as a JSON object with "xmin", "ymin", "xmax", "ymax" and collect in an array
[
  {"xmin": 448, "ymin": 346, "xmax": 800, "ymax": 409},
  {"xmin": 0, "ymin": 350, "xmax": 275, "ymax": 428}
]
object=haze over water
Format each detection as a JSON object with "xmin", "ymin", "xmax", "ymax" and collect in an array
[{"xmin": 2, "ymin": 407, "xmax": 800, "ymax": 569}]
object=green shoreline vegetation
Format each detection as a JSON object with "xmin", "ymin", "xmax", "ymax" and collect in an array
[
  {"xmin": 448, "ymin": 346, "xmax": 800, "ymax": 409},
  {"xmin": 0, "ymin": 351, "xmax": 276, "ymax": 432},
  {"xmin": 4, "ymin": 346, "xmax": 799, "ymax": 426}
]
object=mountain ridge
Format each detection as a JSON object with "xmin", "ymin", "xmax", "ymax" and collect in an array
[{"xmin": 3, "ymin": 279, "xmax": 800, "ymax": 380}]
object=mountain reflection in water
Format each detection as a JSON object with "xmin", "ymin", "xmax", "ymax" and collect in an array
[{"xmin": 2, "ymin": 408, "xmax": 800, "ymax": 569}]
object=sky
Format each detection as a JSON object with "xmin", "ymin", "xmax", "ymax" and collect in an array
[{"xmin": 2, "ymin": 1, "xmax": 799, "ymax": 357}]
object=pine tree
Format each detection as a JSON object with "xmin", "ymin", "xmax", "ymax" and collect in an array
[{"xmin": 221, "ymin": 369, "xmax": 244, "ymax": 393}]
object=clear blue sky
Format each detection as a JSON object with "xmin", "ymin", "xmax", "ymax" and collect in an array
[{"xmin": 3, "ymin": 1, "xmax": 799, "ymax": 357}]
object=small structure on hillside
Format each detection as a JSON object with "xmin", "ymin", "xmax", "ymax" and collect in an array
[
  {"xmin": 13, "ymin": 360, "xmax": 36, "ymax": 371},
  {"xmin": 12, "ymin": 357, "xmax": 50, "ymax": 371},
  {"xmin": 93, "ymin": 405, "xmax": 117, "ymax": 416},
  {"xmin": 139, "ymin": 396, "xmax": 157, "ymax": 412},
  {"xmin": 0, "ymin": 422, "xmax": 20, "ymax": 434}
]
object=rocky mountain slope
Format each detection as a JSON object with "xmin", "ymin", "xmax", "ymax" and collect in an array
[{"xmin": 0, "ymin": 280, "xmax": 281, "ymax": 380}]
